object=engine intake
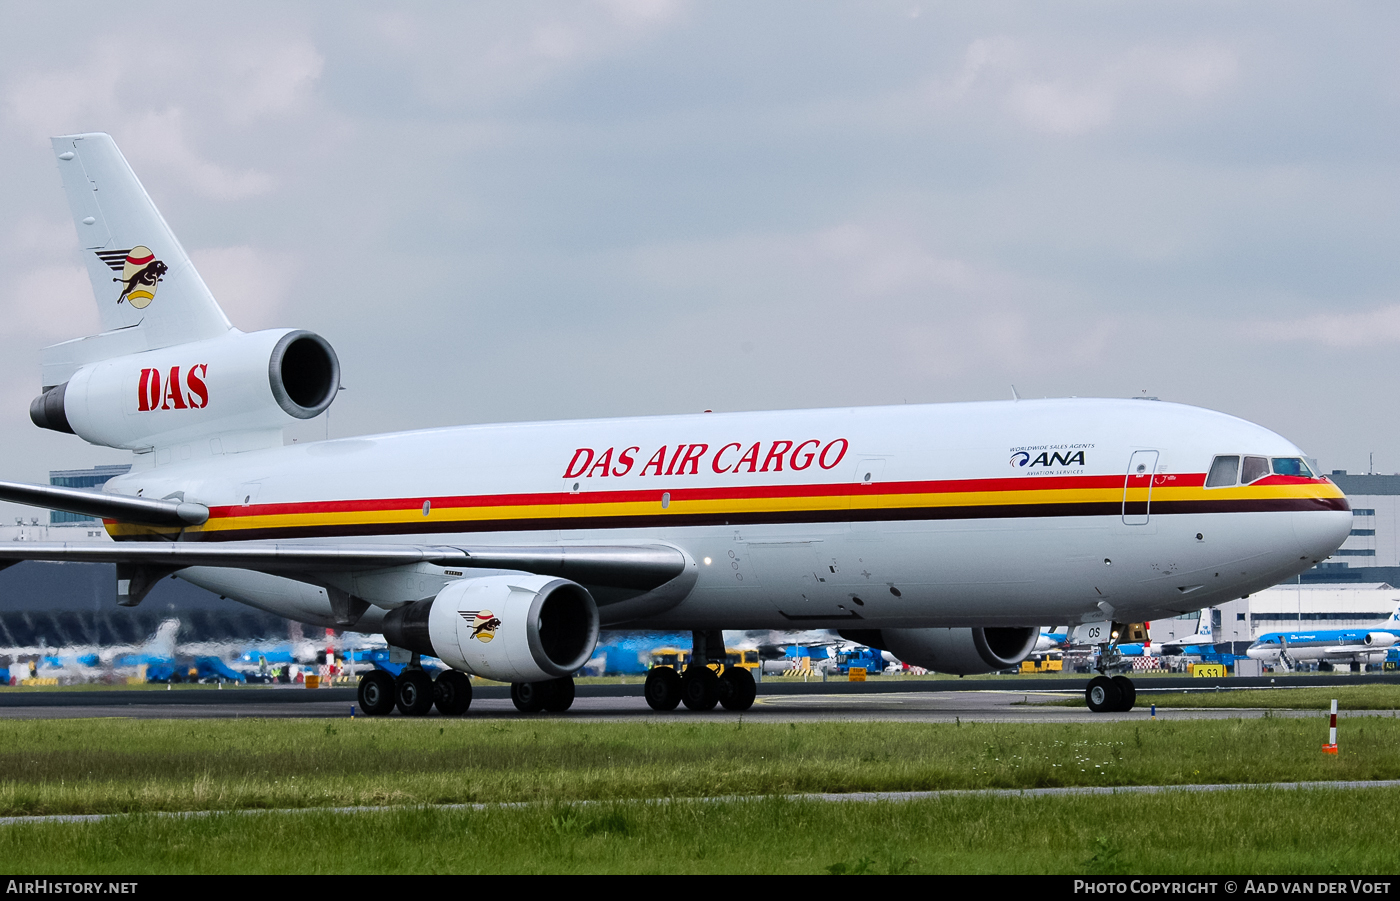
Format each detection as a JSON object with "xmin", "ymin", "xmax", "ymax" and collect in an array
[
  {"xmin": 383, "ymin": 574, "xmax": 600, "ymax": 683},
  {"xmin": 841, "ymin": 626, "xmax": 1039, "ymax": 676},
  {"xmin": 269, "ymin": 331, "xmax": 339, "ymax": 419}
]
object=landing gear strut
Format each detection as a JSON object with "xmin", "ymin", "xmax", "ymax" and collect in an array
[{"xmin": 1084, "ymin": 622, "xmax": 1140, "ymax": 713}]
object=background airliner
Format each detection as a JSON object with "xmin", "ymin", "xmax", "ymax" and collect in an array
[
  {"xmin": 1246, "ymin": 602, "xmax": 1400, "ymax": 669},
  {"xmin": 0, "ymin": 134, "xmax": 1352, "ymax": 716}
]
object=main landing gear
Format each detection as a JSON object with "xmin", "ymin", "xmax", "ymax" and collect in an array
[
  {"xmin": 644, "ymin": 630, "xmax": 757, "ymax": 713},
  {"xmin": 356, "ymin": 660, "xmax": 474, "ymax": 717},
  {"xmin": 1083, "ymin": 622, "xmax": 1144, "ymax": 713},
  {"xmin": 510, "ymin": 676, "xmax": 576, "ymax": 713}
]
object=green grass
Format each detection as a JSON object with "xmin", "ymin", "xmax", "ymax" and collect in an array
[
  {"xmin": 1039, "ymin": 684, "xmax": 1400, "ymax": 710},
  {"xmin": 2, "ymin": 789, "xmax": 1399, "ymax": 874},
  {"xmin": 2, "ymin": 717, "xmax": 1398, "ymax": 818}
]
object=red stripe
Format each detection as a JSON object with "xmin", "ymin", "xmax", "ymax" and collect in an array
[
  {"xmin": 125, "ymin": 253, "xmax": 154, "ymax": 265},
  {"xmin": 200, "ymin": 472, "xmax": 1240, "ymax": 521}
]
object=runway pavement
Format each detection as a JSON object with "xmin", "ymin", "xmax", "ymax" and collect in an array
[{"xmin": 1, "ymin": 676, "xmax": 1387, "ymax": 722}]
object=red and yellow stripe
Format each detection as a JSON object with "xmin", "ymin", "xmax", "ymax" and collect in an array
[{"xmin": 106, "ymin": 472, "xmax": 1348, "ymax": 542}]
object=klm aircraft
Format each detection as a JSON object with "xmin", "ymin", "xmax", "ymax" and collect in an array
[{"xmin": 1246, "ymin": 602, "xmax": 1400, "ymax": 667}]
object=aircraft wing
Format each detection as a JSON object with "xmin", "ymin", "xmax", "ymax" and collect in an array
[
  {"xmin": 0, "ymin": 542, "xmax": 688, "ymax": 591},
  {"xmin": 1321, "ymin": 645, "xmax": 1380, "ymax": 658},
  {"xmin": 0, "ymin": 479, "xmax": 209, "ymax": 526}
]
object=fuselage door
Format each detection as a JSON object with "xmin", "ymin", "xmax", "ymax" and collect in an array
[{"xmin": 1122, "ymin": 450, "xmax": 1159, "ymax": 526}]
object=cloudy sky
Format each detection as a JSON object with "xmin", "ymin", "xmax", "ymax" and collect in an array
[{"xmin": 2, "ymin": 1, "xmax": 1398, "ymax": 513}]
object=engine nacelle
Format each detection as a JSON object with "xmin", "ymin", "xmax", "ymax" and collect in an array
[
  {"xmin": 31, "ymin": 328, "xmax": 339, "ymax": 450},
  {"xmin": 382, "ymin": 574, "xmax": 600, "ymax": 683},
  {"xmin": 844, "ymin": 626, "xmax": 1039, "ymax": 676},
  {"xmin": 1364, "ymin": 631, "xmax": 1398, "ymax": 648}
]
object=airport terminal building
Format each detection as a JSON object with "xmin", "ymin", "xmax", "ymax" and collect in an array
[{"xmin": 1303, "ymin": 472, "xmax": 1400, "ymax": 584}]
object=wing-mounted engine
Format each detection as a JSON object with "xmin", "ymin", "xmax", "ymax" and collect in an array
[
  {"xmin": 841, "ymin": 626, "xmax": 1039, "ymax": 676},
  {"xmin": 31, "ymin": 328, "xmax": 339, "ymax": 453},
  {"xmin": 382, "ymin": 574, "xmax": 600, "ymax": 683}
]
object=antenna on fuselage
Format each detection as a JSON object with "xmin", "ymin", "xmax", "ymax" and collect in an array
[{"xmin": 1010, "ymin": 385, "xmax": 1021, "ymax": 401}]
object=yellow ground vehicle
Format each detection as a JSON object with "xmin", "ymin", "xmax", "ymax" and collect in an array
[
  {"xmin": 648, "ymin": 647, "xmax": 759, "ymax": 671},
  {"xmin": 1019, "ymin": 654, "xmax": 1063, "ymax": 674}
]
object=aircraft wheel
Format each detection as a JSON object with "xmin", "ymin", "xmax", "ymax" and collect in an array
[
  {"xmin": 543, "ymin": 676, "xmax": 575, "ymax": 712},
  {"xmin": 1085, "ymin": 676, "xmax": 1121, "ymax": 713},
  {"xmin": 1111, "ymin": 675, "xmax": 1136, "ymax": 712},
  {"xmin": 434, "ymin": 670, "xmax": 473, "ymax": 716},
  {"xmin": 718, "ymin": 666, "xmax": 757, "ymax": 712},
  {"xmin": 511, "ymin": 681, "xmax": 552, "ymax": 713},
  {"xmin": 358, "ymin": 670, "xmax": 396, "ymax": 716},
  {"xmin": 681, "ymin": 666, "xmax": 720, "ymax": 711},
  {"xmin": 396, "ymin": 669, "xmax": 435, "ymax": 716},
  {"xmin": 644, "ymin": 667, "xmax": 682, "ymax": 711}
]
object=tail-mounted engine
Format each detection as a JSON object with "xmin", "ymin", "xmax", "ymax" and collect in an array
[
  {"xmin": 31, "ymin": 328, "xmax": 339, "ymax": 451},
  {"xmin": 841, "ymin": 626, "xmax": 1039, "ymax": 676},
  {"xmin": 382, "ymin": 574, "xmax": 600, "ymax": 683}
]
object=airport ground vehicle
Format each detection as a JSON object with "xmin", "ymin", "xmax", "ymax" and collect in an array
[
  {"xmin": 1019, "ymin": 654, "xmax": 1064, "ymax": 674},
  {"xmin": 0, "ymin": 134, "xmax": 1352, "ymax": 716},
  {"xmin": 834, "ymin": 646, "xmax": 885, "ymax": 675}
]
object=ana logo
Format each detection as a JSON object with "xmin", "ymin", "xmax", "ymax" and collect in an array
[
  {"xmin": 97, "ymin": 246, "xmax": 168, "ymax": 309},
  {"xmin": 460, "ymin": 609, "xmax": 502, "ymax": 643},
  {"xmin": 1010, "ymin": 449, "xmax": 1088, "ymax": 469}
]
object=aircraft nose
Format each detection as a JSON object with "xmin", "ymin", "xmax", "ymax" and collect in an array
[{"xmin": 1292, "ymin": 509, "xmax": 1351, "ymax": 563}]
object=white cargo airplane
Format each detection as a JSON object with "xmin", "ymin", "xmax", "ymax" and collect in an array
[{"xmin": 0, "ymin": 134, "xmax": 1352, "ymax": 716}]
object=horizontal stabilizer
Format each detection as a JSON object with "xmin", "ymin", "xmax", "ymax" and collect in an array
[{"xmin": 0, "ymin": 479, "xmax": 208, "ymax": 527}]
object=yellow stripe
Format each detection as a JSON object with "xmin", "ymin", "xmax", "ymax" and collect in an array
[{"xmin": 129, "ymin": 479, "xmax": 1343, "ymax": 538}]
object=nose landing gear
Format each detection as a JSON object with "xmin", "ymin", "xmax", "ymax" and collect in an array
[
  {"xmin": 1083, "ymin": 621, "xmax": 1144, "ymax": 713},
  {"xmin": 1085, "ymin": 674, "xmax": 1137, "ymax": 713}
]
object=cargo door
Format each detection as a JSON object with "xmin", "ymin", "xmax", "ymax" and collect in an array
[{"xmin": 1122, "ymin": 450, "xmax": 1159, "ymax": 525}]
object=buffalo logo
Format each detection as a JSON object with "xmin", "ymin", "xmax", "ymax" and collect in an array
[
  {"xmin": 460, "ymin": 609, "xmax": 501, "ymax": 643},
  {"xmin": 96, "ymin": 246, "xmax": 167, "ymax": 309}
]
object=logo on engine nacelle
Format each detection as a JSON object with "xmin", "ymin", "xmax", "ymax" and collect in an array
[
  {"xmin": 460, "ymin": 609, "xmax": 501, "ymax": 643},
  {"xmin": 137, "ymin": 365, "xmax": 209, "ymax": 412},
  {"xmin": 96, "ymin": 246, "xmax": 167, "ymax": 309}
]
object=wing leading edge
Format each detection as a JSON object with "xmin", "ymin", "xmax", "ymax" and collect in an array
[{"xmin": 0, "ymin": 542, "xmax": 690, "ymax": 611}]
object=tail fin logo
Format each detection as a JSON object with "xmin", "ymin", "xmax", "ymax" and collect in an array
[{"xmin": 97, "ymin": 246, "xmax": 167, "ymax": 309}]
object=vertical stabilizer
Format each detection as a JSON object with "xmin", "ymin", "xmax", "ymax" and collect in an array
[{"xmin": 48, "ymin": 133, "xmax": 231, "ymax": 371}]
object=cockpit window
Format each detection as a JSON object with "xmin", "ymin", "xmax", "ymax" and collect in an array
[
  {"xmin": 1272, "ymin": 457, "xmax": 1313, "ymax": 477},
  {"xmin": 1205, "ymin": 455, "xmax": 1239, "ymax": 488},
  {"xmin": 1241, "ymin": 456, "xmax": 1271, "ymax": 484}
]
